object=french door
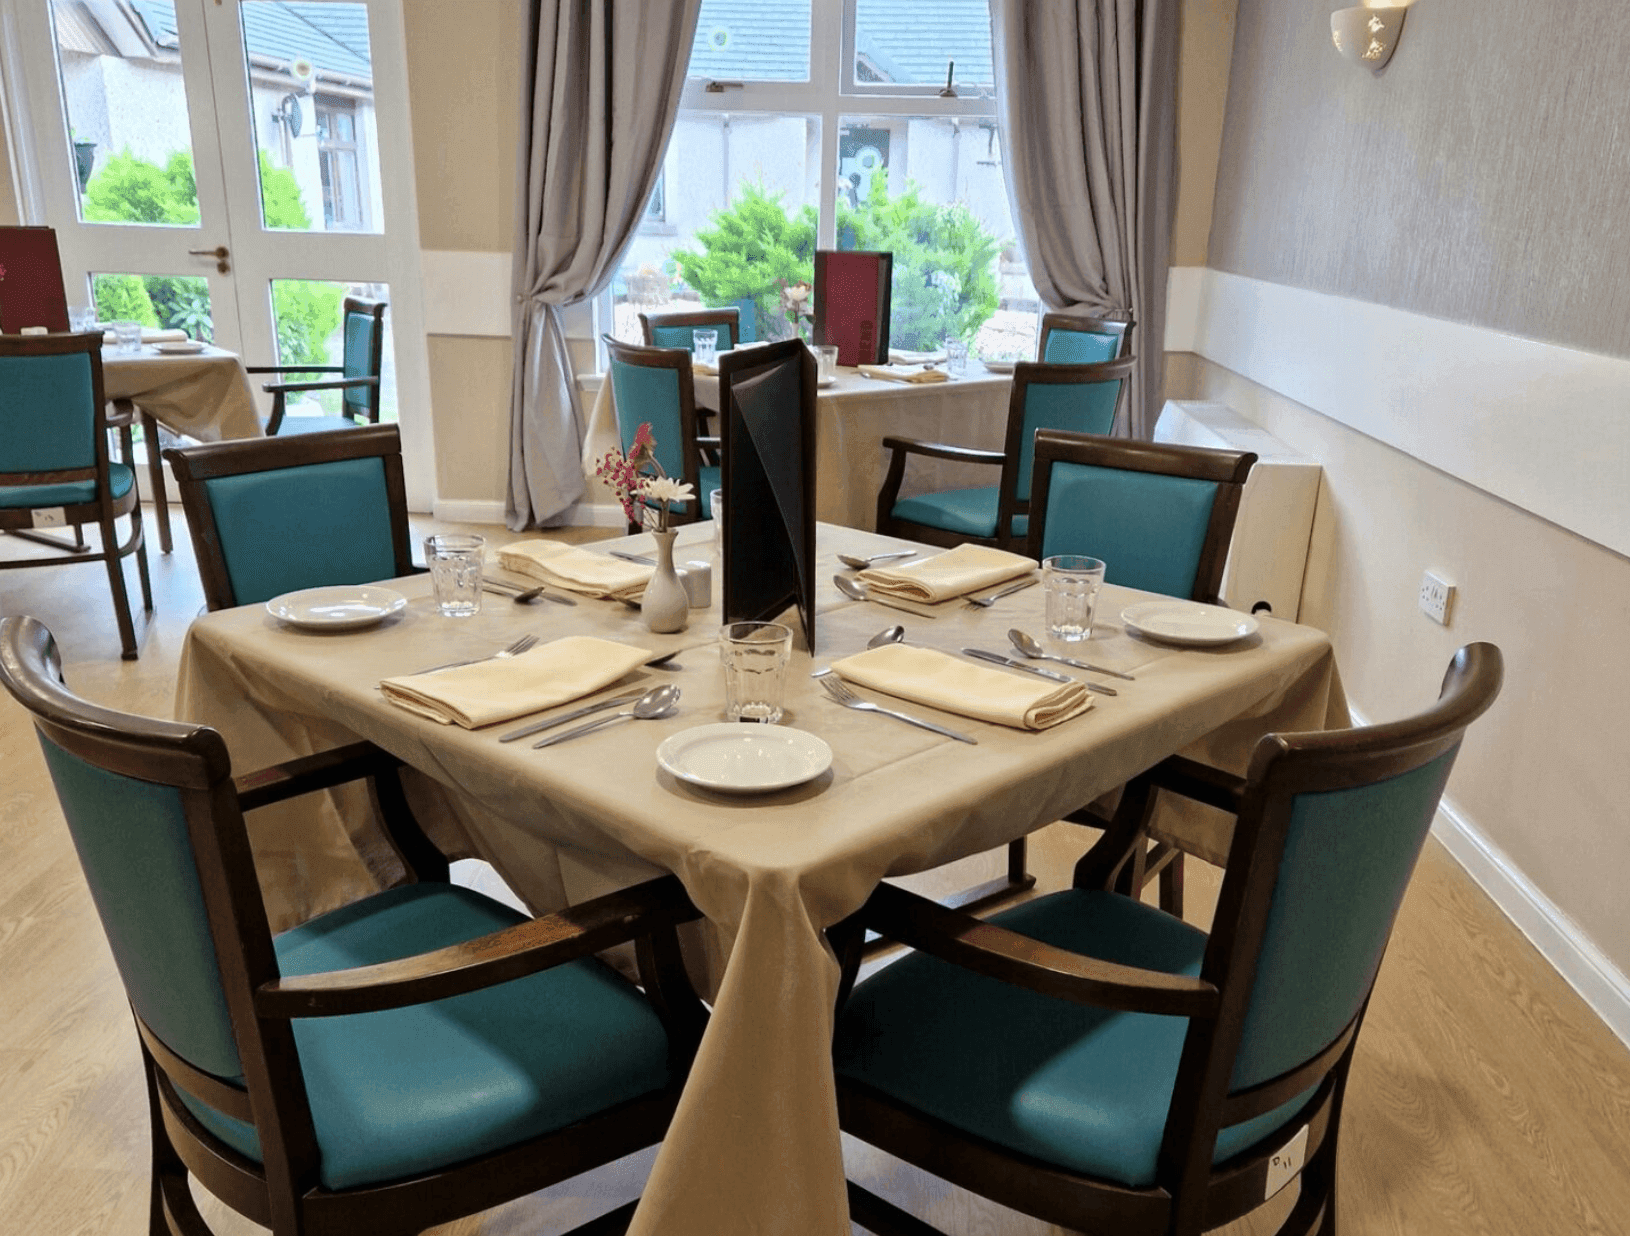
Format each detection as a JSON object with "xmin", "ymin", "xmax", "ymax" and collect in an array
[{"xmin": 0, "ymin": 0, "xmax": 435, "ymax": 506}]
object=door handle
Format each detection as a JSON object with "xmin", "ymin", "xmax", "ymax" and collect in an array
[{"xmin": 188, "ymin": 245, "xmax": 231, "ymax": 273}]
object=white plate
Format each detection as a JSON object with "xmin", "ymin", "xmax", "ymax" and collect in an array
[
  {"xmin": 267, "ymin": 585, "xmax": 407, "ymax": 631},
  {"xmin": 817, "ymin": 375, "xmax": 837, "ymax": 388},
  {"xmin": 980, "ymin": 358, "xmax": 1018, "ymax": 373},
  {"xmin": 657, "ymin": 724, "xmax": 833, "ymax": 793},
  {"xmin": 1120, "ymin": 601, "xmax": 1259, "ymax": 647},
  {"xmin": 154, "ymin": 339, "xmax": 206, "ymax": 354}
]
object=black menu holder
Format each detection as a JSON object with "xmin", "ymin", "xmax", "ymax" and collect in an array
[
  {"xmin": 813, "ymin": 249, "xmax": 892, "ymax": 366},
  {"xmin": 0, "ymin": 227, "xmax": 70, "ymax": 334},
  {"xmin": 719, "ymin": 338, "xmax": 817, "ymax": 653}
]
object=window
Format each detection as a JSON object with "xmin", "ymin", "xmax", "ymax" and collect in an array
[
  {"xmin": 316, "ymin": 96, "xmax": 366, "ymax": 231},
  {"xmin": 605, "ymin": 0, "xmax": 1037, "ymax": 361}
]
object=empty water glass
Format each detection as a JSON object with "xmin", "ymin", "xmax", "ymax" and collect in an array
[
  {"xmin": 944, "ymin": 337, "xmax": 969, "ymax": 376},
  {"xmin": 1044, "ymin": 555, "xmax": 1106, "ymax": 643},
  {"xmin": 710, "ymin": 487, "xmax": 724, "ymax": 556},
  {"xmin": 693, "ymin": 328, "xmax": 719, "ymax": 367},
  {"xmin": 425, "ymin": 534, "xmax": 485, "ymax": 617},
  {"xmin": 68, "ymin": 306, "xmax": 97, "ymax": 333},
  {"xmin": 816, "ymin": 344, "xmax": 839, "ymax": 383},
  {"xmin": 112, "ymin": 321, "xmax": 143, "ymax": 353},
  {"xmin": 720, "ymin": 621, "xmax": 792, "ymax": 723}
]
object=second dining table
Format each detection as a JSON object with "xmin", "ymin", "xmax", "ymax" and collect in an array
[{"xmin": 174, "ymin": 521, "xmax": 1344, "ymax": 1236}]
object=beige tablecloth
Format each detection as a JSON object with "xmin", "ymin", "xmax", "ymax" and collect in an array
[
  {"xmin": 102, "ymin": 346, "xmax": 262, "ymax": 441},
  {"xmin": 585, "ymin": 365, "xmax": 1012, "ymax": 529},
  {"xmin": 174, "ymin": 522, "xmax": 1344, "ymax": 1236}
]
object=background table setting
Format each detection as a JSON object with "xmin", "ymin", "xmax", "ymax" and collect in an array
[{"xmin": 173, "ymin": 520, "xmax": 1344, "ymax": 1236}]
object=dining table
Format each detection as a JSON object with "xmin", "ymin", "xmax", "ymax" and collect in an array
[{"xmin": 173, "ymin": 521, "xmax": 1345, "ymax": 1236}]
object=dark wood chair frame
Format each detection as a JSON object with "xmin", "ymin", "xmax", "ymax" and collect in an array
[
  {"xmin": 636, "ymin": 306, "xmax": 741, "ymax": 352},
  {"xmin": 875, "ymin": 358, "xmax": 1138, "ymax": 553},
  {"xmin": 248, "ymin": 297, "xmax": 386, "ymax": 436},
  {"xmin": 0, "ymin": 614, "xmax": 710, "ymax": 1236},
  {"xmin": 1029, "ymin": 427, "xmax": 1259, "ymax": 917},
  {"xmin": 0, "ymin": 331, "xmax": 152, "ymax": 660},
  {"xmin": 602, "ymin": 334, "xmax": 718, "ymax": 528},
  {"xmin": 163, "ymin": 423, "xmax": 417, "ymax": 612},
  {"xmin": 1036, "ymin": 311, "xmax": 1135, "ymax": 362},
  {"xmin": 832, "ymin": 643, "xmax": 1503, "ymax": 1236}
]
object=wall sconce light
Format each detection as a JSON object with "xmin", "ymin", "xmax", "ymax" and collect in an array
[{"xmin": 1331, "ymin": 6, "xmax": 1407, "ymax": 72}]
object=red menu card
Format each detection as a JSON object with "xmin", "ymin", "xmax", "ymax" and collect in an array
[
  {"xmin": 813, "ymin": 250, "xmax": 892, "ymax": 366},
  {"xmin": 0, "ymin": 227, "xmax": 70, "ymax": 334}
]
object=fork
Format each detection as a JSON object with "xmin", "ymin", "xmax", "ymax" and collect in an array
[
  {"xmin": 411, "ymin": 633, "xmax": 537, "ymax": 676},
  {"xmin": 965, "ymin": 577, "xmax": 1040, "ymax": 608},
  {"xmin": 818, "ymin": 674, "xmax": 977, "ymax": 744}
]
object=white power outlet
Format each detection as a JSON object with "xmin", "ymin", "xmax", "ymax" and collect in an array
[{"xmin": 1419, "ymin": 570, "xmax": 1454, "ymax": 625}]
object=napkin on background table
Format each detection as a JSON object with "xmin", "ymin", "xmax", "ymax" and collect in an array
[
  {"xmin": 380, "ymin": 635, "xmax": 652, "ymax": 728},
  {"xmin": 860, "ymin": 543, "xmax": 1037, "ymax": 604},
  {"xmin": 102, "ymin": 328, "xmax": 189, "ymax": 345},
  {"xmin": 829, "ymin": 644, "xmax": 1091, "ymax": 731},
  {"xmin": 888, "ymin": 347, "xmax": 947, "ymax": 364},
  {"xmin": 498, "ymin": 539, "xmax": 652, "ymax": 601},
  {"xmin": 857, "ymin": 363, "xmax": 950, "ymax": 384}
]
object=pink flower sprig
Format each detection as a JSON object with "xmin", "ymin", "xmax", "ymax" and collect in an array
[{"xmin": 594, "ymin": 421, "xmax": 693, "ymax": 533}]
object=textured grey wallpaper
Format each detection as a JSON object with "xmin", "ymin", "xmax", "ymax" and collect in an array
[{"xmin": 1209, "ymin": 0, "xmax": 1630, "ymax": 359}]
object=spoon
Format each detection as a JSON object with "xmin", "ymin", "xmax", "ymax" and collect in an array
[
  {"xmin": 1006, "ymin": 629, "xmax": 1136, "ymax": 681},
  {"xmin": 866, "ymin": 625, "xmax": 906, "ymax": 648},
  {"xmin": 533, "ymin": 684, "xmax": 680, "ymax": 748},
  {"xmin": 833, "ymin": 574, "xmax": 870, "ymax": 602},
  {"xmin": 837, "ymin": 550, "xmax": 917, "ymax": 570}
]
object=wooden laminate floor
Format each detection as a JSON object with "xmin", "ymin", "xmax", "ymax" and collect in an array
[{"xmin": 2, "ymin": 507, "xmax": 1626, "ymax": 1235}]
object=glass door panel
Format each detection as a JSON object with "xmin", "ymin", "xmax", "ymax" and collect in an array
[{"xmin": 267, "ymin": 277, "xmax": 395, "ymax": 427}]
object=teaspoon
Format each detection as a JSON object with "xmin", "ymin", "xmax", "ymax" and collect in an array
[
  {"xmin": 866, "ymin": 625, "xmax": 906, "ymax": 648},
  {"xmin": 837, "ymin": 550, "xmax": 917, "ymax": 570},
  {"xmin": 1006, "ymin": 628, "xmax": 1135, "ymax": 681},
  {"xmin": 533, "ymin": 684, "xmax": 680, "ymax": 747}
]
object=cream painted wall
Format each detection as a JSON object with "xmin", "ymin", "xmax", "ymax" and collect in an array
[{"xmin": 1172, "ymin": 0, "xmax": 1237, "ymax": 268}]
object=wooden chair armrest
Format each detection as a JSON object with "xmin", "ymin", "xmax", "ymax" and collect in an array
[
  {"xmin": 234, "ymin": 740, "xmax": 402, "ymax": 811},
  {"xmin": 878, "ymin": 436, "xmax": 1007, "ymax": 467},
  {"xmin": 244, "ymin": 364, "xmax": 343, "ymax": 376},
  {"xmin": 1141, "ymin": 754, "xmax": 1247, "ymax": 814},
  {"xmin": 255, "ymin": 875, "xmax": 702, "ymax": 1018},
  {"xmin": 858, "ymin": 882, "xmax": 1218, "ymax": 1018},
  {"xmin": 696, "ymin": 435, "xmax": 721, "ymax": 450},
  {"xmin": 104, "ymin": 398, "xmax": 136, "ymax": 428},
  {"xmin": 260, "ymin": 375, "xmax": 379, "ymax": 396}
]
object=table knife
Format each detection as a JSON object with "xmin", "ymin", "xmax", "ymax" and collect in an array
[
  {"xmin": 498, "ymin": 690, "xmax": 644, "ymax": 743},
  {"xmin": 961, "ymin": 648, "xmax": 1118, "ymax": 696},
  {"xmin": 610, "ymin": 550, "xmax": 654, "ymax": 565}
]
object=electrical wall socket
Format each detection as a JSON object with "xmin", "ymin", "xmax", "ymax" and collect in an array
[{"xmin": 1419, "ymin": 570, "xmax": 1454, "ymax": 625}]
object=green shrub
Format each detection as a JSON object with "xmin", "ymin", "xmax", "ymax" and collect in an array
[
  {"xmin": 669, "ymin": 182, "xmax": 818, "ymax": 341},
  {"xmin": 82, "ymin": 150, "xmax": 199, "ymax": 225},
  {"xmin": 92, "ymin": 273, "xmax": 157, "ymax": 326}
]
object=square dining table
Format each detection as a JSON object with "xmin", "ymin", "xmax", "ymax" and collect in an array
[{"xmin": 174, "ymin": 521, "xmax": 1344, "ymax": 1236}]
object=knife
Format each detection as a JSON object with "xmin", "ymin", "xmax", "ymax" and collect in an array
[
  {"xmin": 961, "ymin": 648, "xmax": 1118, "ymax": 696},
  {"xmin": 498, "ymin": 690, "xmax": 644, "ymax": 743},
  {"xmin": 610, "ymin": 550, "xmax": 654, "ymax": 565}
]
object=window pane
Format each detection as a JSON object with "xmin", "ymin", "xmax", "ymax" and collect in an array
[
  {"xmin": 689, "ymin": 0, "xmax": 812, "ymax": 83},
  {"xmin": 268, "ymin": 280, "xmax": 395, "ymax": 424},
  {"xmin": 91, "ymin": 272, "xmax": 215, "ymax": 340},
  {"xmin": 239, "ymin": 2, "xmax": 381, "ymax": 233},
  {"xmin": 835, "ymin": 115, "xmax": 1035, "ymax": 356},
  {"xmin": 853, "ymin": 0, "xmax": 994, "ymax": 91},
  {"xmin": 611, "ymin": 114, "xmax": 822, "ymax": 348},
  {"xmin": 51, "ymin": 0, "xmax": 202, "ymax": 226}
]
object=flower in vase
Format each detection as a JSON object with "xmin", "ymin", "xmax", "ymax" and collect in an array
[{"xmin": 639, "ymin": 476, "xmax": 695, "ymax": 532}]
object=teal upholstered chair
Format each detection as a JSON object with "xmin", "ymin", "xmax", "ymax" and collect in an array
[
  {"xmin": 638, "ymin": 306, "xmax": 741, "ymax": 355},
  {"xmin": 0, "ymin": 331, "xmax": 152, "ymax": 659},
  {"xmin": 1036, "ymin": 310, "xmax": 1134, "ymax": 363},
  {"xmin": 603, "ymin": 335, "xmax": 717, "ymax": 526},
  {"xmin": 835, "ymin": 643, "xmax": 1503, "ymax": 1236},
  {"xmin": 0, "ymin": 613, "xmax": 707, "ymax": 1236},
  {"xmin": 165, "ymin": 423, "xmax": 416, "ymax": 611},
  {"xmin": 248, "ymin": 297, "xmax": 387, "ymax": 435},
  {"xmin": 1028, "ymin": 428, "xmax": 1258, "ymax": 915},
  {"xmin": 875, "ymin": 358, "xmax": 1135, "ymax": 552}
]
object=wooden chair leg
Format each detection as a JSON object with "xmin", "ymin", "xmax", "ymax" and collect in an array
[{"xmin": 137, "ymin": 409, "xmax": 173, "ymax": 554}]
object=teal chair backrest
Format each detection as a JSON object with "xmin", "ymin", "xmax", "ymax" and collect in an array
[
  {"xmin": 1231, "ymin": 748, "xmax": 1459, "ymax": 1091},
  {"xmin": 1013, "ymin": 378, "xmax": 1126, "ymax": 502},
  {"xmin": 730, "ymin": 297, "xmax": 758, "ymax": 343},
  {"xmin": 341, "ymin": 306, "xmax": 380, "ymax": 417},
  {"xmin": 0, "ymin": 352, "xmax": 96, "ymax": 472},
  {"xmin": 36, "ymin": 734, "xmax": 243, "ymax": 1081},
  {"xmin": 650, "ymin": 322, "xmax": 736, "ymax": 353},
  {"xmin": 201, "ymin": 457, "xmax": 400, "ymax": 605},
  {"xmin": 1042, "ymin": 328, "xmax": 1123, "ymax": 365},
  {"xmin": 608, "ymin": 359, "xmax": 687, "ymax": 480},
  {"xmin": 1037, "ymin": 460, "xmax": 1219, "ymax": 598}
]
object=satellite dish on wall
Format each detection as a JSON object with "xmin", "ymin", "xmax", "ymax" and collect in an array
[{"xmin": 279, "ymin": 93, "xmax": 304, "ymax": 137}]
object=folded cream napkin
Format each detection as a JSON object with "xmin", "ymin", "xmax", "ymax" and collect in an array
[
  {"xmin": 380, "ymin": 635, "xmax": 652, "ymax": 728},
  {"xmin": 888, "ymin": 347, "xmax": 948, "ymax": 364},
  {"xmin": 830, "ymin": 644, "xmax": 1091, "ymax": 731},
  {"xmin": 857, "ymin": 363, "xmax": 950, "ymax": 384},
  {"xmin": 497, "ymin": 539, "xmax": 652, "ymax": 600},
  {"xmin": 859, "ymin": 544, "xmax": 1038, "ymax": 604},
  {"xmin": 102, "ymin": 328, "xmax": 189, "ymax": 344}
]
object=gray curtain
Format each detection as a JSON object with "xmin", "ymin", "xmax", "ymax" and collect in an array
[
  {"xmin": 508, "ymin": 0, "xmax": 703, "ymax": 529},
  {"xmin": 992, "ymin": 0, "xmax": 1181, "ymax": 439}
]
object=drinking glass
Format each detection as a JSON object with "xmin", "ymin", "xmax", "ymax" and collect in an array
[
  {"xmin": 710, "ymin": 487, "xmax": 724, "ymax": 556},
  {"xmin": 816, "ymin": 344, "xmax": 839, "ymax": 384},
  {"xmin": 693, "ymin": 328, "xmax": 719, "ymax": 367},
  {"xmin": 68, "ymin": 306, "xmax": 97, "ymax": 332},
  {"xmin": 112, "ymin": 321, "xmax": 143, "ymax": 353},
  {"xmin": 1043, "ymin": 555, "xmax": 1106, "ymax": 643},
  {"xmin": 944, "ymin": 337, "xmax": 969, "ymax": 376},
  {"xmin": 424, "ymin": 534, "xmax": 485, "ymax": 617},
  {"xmin": 720, "ymin": 621, "xmax": 792, "ymax": 722}
]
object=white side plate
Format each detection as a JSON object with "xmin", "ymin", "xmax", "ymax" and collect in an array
[
  {"xmin": 154, "ymin": 339, "xmax": 206, "ymax": 354},
  {"xmin": 979, "ymin": 358, "xmax": 1017, "ymax": 373},
  {"xmin": 817, "ymin": 376, "xmax": 838, "ymax": 388},
  {"xmin": 267, "ymin": 586, "xmax": 407, "ymax": 631},
  {"xmin": 657, "ymin": 724, "xmax": 833, "ymax": 793},
  {"xmin": 1120, "ymin": 601, "xmax": 1259, "ymax": 647}
]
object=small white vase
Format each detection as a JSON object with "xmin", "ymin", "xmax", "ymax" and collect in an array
[{"xmin": 641, "ymin": 528, "xmax": 689, "ymax": 634}]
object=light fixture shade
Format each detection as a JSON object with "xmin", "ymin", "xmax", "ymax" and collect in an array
[{"xmin": 1331, "ymin": 6, "xmax": 1407, "ymax": 71}]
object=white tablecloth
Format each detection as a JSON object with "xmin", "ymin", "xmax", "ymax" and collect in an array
[
  {"xmin": 102, "ymin": 346, "xmax": 261, "ymax": 441},
  {"xmin": 174, "ymin": 523, "xmax": 1344, "ymax": 1236}
]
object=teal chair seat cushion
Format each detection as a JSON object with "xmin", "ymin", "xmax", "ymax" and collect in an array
[
  {"xmin": 277, "ymin": 414, "xmax": 362, "ymax": 434},
  {"xmin": 0, "ymin": 462, "xmax": 134, "ymax": 509},
  {"xmin": 179, "ymin": 884, "xmax": 673, "ymax": 1190},
  {"xmin": 888, "ymin": 486, "xmax": 1026, "ymax": 541},
  {"xmin": 835, "ymin": 889, "xmax": 1313, "ymax": 1188}
]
